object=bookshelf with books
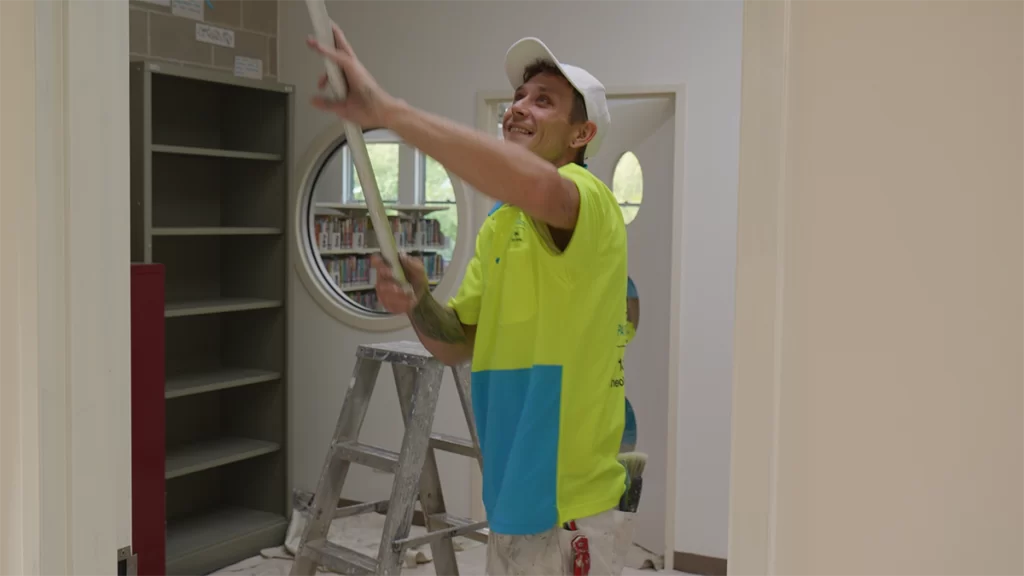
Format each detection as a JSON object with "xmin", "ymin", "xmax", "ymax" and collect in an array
[
  {"xmin": 313, "ymin": 204, "xmax": 449, "ymax": 312},
  {"xmin": 129, "ymin": 59, "xmax": 292, "ymax": 575}
]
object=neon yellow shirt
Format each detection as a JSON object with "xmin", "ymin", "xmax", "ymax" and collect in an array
[{"xmin": 449, "ymin": 163, "xmax": 629, "ymax": 534}]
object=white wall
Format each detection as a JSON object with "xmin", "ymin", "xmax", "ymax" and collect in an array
[
  {"xmin": 279, "ymin": 0, "xmax": 743, "ymax": 558},
  {"xmin": 729, "ymin": 1, "xmax": 1023, "ymax": 574}
]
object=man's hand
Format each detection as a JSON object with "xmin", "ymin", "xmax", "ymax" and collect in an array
[
  {"xmin": 307, "ymin": 23, "xmax": 399, "ymax": 128},
  {"xmin": 372, "ymin": 252, "xmax": 473, "ymax": 365},
  {"xmin": 370, "ymin": 253, "xmax": 429, "ymax": 315}
]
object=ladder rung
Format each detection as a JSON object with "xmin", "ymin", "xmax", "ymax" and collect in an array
[
  {"xmin": 429, "ymin": 432, "xmax": 477, "ymax": 457},
  {"xmin": 335, "ymin": 441, "xmax": 399, "ymax": 473},
  {"xmin": 357, "ymin": 341, "xmax": 435, "ymax": 367},
  {"xmin": 435, "ymin": 513, "xmax": 490, "ymax": 544},
  {"xmin": 304, "ymin": 539, "xmax": 378, "ymax": 575},
  {"xmin": 333, "ymin": 499, "xmax": 390, "ymax": 519},
  {"xmin": 393, "ymin": 514, "xmax": 489, "ymax": 550}
]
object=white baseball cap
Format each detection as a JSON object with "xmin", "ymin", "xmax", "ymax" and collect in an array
[{"xmin": 504, "ymin": 37, "xmax": 611, "ymax": 160}]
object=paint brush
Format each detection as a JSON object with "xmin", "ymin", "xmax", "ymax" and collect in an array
[{"xmin": 617, "ymin": 451, "xmax": 647, "ymax": 513}]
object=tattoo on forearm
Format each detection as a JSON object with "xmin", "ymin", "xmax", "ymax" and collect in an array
[{"xmin": 410, "ymin": 294, "xmax": 467, "ymax": 344}]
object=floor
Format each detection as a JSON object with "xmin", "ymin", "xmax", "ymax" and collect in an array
[
  {"xmin": 212, "ymin": 546, "xmax": 665, "ymax": 576},
  {"xmin": 210, "ymin": 510, "xmax": 667, "ymax": 576}
]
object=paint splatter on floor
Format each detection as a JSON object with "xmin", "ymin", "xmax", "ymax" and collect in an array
[{"xmin": 209, "ymin": 511, "xmax": 664, "ymax": 575}]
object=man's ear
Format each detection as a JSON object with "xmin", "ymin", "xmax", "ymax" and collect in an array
[{"xmin": 571, "ymin": 120, "xmax": 598, "ymax": 151}]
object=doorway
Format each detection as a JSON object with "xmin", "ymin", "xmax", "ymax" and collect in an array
[{"xmin": 473, "ymin": 87, "xmax": 686, "ymax": 566}]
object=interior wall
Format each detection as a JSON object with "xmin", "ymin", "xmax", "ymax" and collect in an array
[
  {"xmin": 1, "ymin": 1, "xmax": 42, "ymax": 571},
  {"xmin": 3, "ymin": 1, "xmax": 134, "ymax": 573},
  {"xmin": 129, "ymin": 0, "xmax": 279, "ymax": 79},
  {"xmin": 730, "ymin": 1, "xmax": 1023, "ymax": 574},
  {"xmin": 278, "ymin": 0, "xmax": 744, "ymax": 558}
]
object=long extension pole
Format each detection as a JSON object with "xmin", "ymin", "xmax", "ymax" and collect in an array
[{"xmin": 305, "ymin": 0, "xmax": 410, "ymax": 290}]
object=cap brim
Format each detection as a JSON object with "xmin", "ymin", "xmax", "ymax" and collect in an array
[{"xmin": 505, "ymin": 37, "xmax": 563, "ymax": 90}]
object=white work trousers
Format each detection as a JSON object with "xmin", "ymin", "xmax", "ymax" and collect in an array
[{"xmin": 485, "ymin": 508, "xmax": 636, "ymax": 576}]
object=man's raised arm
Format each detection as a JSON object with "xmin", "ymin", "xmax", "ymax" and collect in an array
[{"xmin": 381, "ymin": 100, "xmax": 582, "ymax": 232}]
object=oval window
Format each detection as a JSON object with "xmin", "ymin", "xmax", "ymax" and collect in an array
[{"xmin": 612, "ymin": 151, "xmax": 643, "ymax": 225}]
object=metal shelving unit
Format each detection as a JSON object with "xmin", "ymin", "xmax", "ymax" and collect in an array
[{"xmin": 129, "ymin": 58, "xmax": 292, "ymax": 575}]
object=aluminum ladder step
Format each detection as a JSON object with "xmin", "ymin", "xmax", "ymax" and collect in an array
[
  {"xmin": 335, "ymin": 441, "xmax": 400, "ymax": 473},
  {"xmin": 428, "ymin": 433, "xmax": 477, "ymax": 458},
  {"xmin": 333, "ymin": 499, "xmax": 390, "ymax": 520}
]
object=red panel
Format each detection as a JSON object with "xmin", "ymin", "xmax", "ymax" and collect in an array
[{"xmin": 131, "ymin": 264, "xmax": 166, "ymax": 576}]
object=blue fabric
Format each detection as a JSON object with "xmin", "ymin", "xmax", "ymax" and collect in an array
[
  {"xmin": 626, "ymin": 276, "xmax": 638, "ymax": 299},
  {"xmin": 472, "ymin": 366, "xmax": 563, "ymax": 535},
  {"xmin": 621, "ymin": 397, "xmax": 637, "ymax": 452}
]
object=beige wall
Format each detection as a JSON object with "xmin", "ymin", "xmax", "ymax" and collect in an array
[
  {"xmin": 129, "ymin": 0, "xmax": 278, "ymax": 78},
  {"xmin": 730, "ymin": 1, "xmax": 1023, "ymax": 574},
  {"xmin": 1, "ymin": 1, "xmax": 41, "ymax": 569}
]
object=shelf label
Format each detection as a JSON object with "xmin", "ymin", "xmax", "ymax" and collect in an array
[
  {"xmin": 233, "ymin": 56, "xmax": 263, "ymax": 80},
  {"xmin": 171, "ymin": 0, "xmax": 204, "ymax": 20},
  {"xmin": 196, "ymin": 23, "xmax": 234, "ymax": 48}
]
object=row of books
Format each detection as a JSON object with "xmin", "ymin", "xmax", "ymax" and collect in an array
[
  {"xmin": 315, "ymin": 215, "xmax": 368, "ymax": 251},
  {"xmin": 348, "ymin": 290, "xmax": 383, "ymax": 312},
  {"xmin": 323, "ymin": 255, "xmax": 376, "ymax": 288},
  {"xmin": 422, "ymin": 253, "xmax": 445, "ymax": 282},
  {"xmin": 388, "ymin": 218, "xmax": 447, "ymax": 249},
  {"xmin": 315, "ymin": 214, "xmax": 447, "ymax": 251},
  {"xmin": 417, "ymin": 219, "xmax": 446, "ymax": 248},
  {"xmin": 322, "ymin": 252, "xmax": 446, "ymax": 290}
]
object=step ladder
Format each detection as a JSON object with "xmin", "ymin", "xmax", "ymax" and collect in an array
[{"xmin": 290, "ymin": 341, "xmax": 488, "ymax": 576}]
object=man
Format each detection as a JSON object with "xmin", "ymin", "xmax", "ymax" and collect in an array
[{"xmin": 309, "ymin": 27, "xmax": 632, "ymax": 576}]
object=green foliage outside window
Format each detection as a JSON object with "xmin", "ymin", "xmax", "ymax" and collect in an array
[
  {"xmin": 351, "ymin": 143, "xmax": 399, "ymax": 203},
  {"xmin": 424, "ymin": 156, "xmax": 457, "ymax": 264}
]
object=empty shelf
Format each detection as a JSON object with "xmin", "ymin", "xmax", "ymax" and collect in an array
[
  {"xmin": 152, "ymin": 144, "xmax": 282, "ymax": 161},
  {"xmin": 164, "ymin": 298, "xmax": 281, "ymax": 318},
  {"xmin": 166, "ymin": 507, "xmax": 287, "ymax": 575},
  {"xmin": 166, "ymin": 437, "xmax": 279, "ymax": 479},
  {"xmin": 166, "ymin": 368, "xmax": 281, "ymax": 399},
  {"xmin": 153, "ymin": 227, "xmax": 282, "ymax": 236}
]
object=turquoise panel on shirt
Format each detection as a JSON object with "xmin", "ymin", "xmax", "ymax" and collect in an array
[{"xmin": 472, "ymin": 365, "xmax": 562, "ymax": 535}]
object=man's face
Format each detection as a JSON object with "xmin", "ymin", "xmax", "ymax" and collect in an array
[{"xmin": 502, "ymin": 72, "xmax": 585, "ymax": 165}]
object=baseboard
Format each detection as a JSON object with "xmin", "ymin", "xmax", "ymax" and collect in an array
[{"xmin": 674, "ymin": 551, "xmax": 727, "ymax": 576}]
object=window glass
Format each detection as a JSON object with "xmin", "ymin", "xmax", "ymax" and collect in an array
[{"xmin": 612, "ymin": 151, "xmax": 644, "ymax": 225}]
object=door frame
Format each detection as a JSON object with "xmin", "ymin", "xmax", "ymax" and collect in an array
[
  {"xmin": 472, "ymin": 85, "xmax": 687, "ymax": 570},
  {"xmin": 0, "ymin": 1, "xmax": 132, "ymax": 573},
  {"xmin": 727, "ymin": 1, "xmax": 791, "ymax": 574}
]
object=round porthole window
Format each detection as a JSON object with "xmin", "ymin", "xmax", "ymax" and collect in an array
[{"xmin": 293, "ymin": 126, "xmax": 471, "ymax": 331}]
